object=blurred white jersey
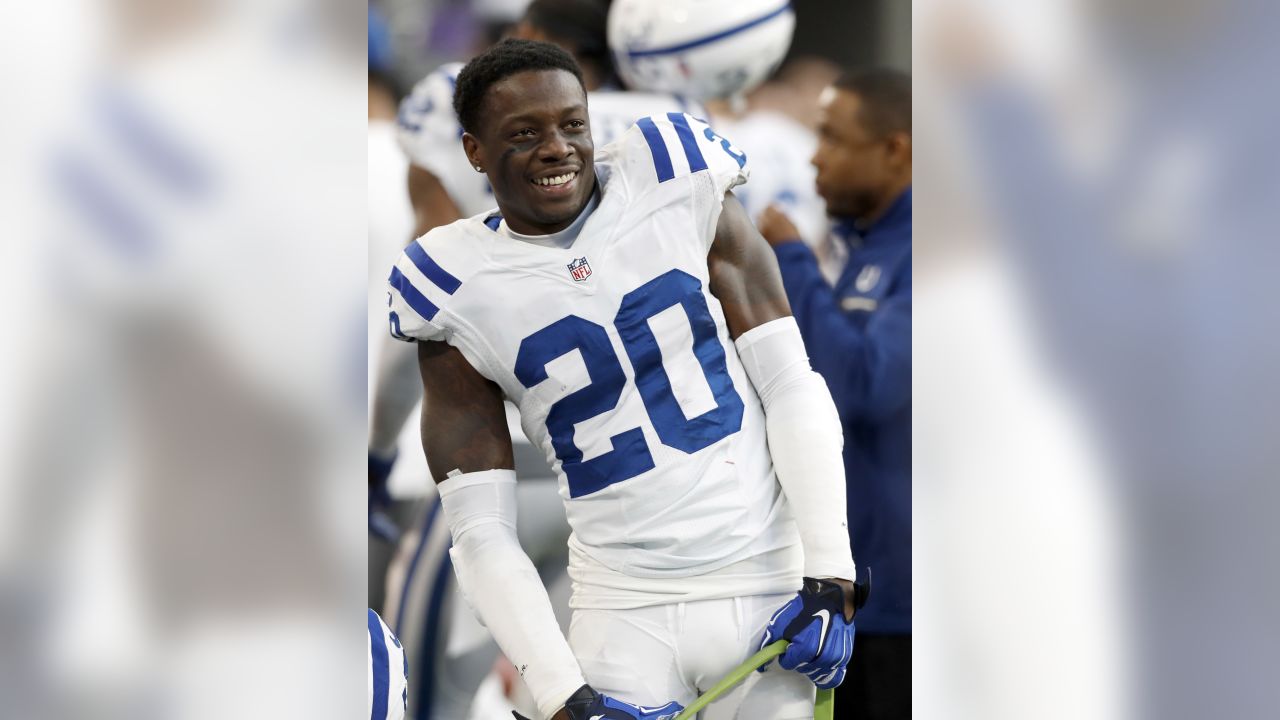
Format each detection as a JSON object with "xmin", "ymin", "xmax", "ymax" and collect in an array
[
  {"xmin": 396, "ymin": 63, "xmax": 703, "ymax": 217},
  {"xmin": 711, "ymin": 110, "xmax": 840, "ymax": 283},
  {"xmin": 368, "ymin": 609, "xmax": 408, "ymax": 720},
  {"xmin": 387, "ymin": 113, "xmax": 801, "ymax": 609}
]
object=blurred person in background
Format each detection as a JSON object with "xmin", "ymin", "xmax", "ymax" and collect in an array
[
  {"xmin": 757, "ymin": 68, "xmax": 912, "ymax": 720},
  {"xmin": 368, "ymin": 5, "xmax": 415, "ymax": 611},
  {"xmin": 702, "ymin": 61, "xmax": 836, "ymax": 284}
]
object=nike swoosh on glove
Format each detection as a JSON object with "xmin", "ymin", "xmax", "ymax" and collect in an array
[
  {"xmin": 512, "ymin": 684, "xmax": 683, "ymax": 720},
  {"xmin": 757, "ymin": 577, "xmax": 856, "ymax": 689}
]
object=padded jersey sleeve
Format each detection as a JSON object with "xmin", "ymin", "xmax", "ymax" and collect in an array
[
  {"xmin": 606, "ymin": 112, "xmax": 750, "ymax": 249},
  {"xmin": 385, "ymin": 234, "xmax": 463, "ymax": 344}
]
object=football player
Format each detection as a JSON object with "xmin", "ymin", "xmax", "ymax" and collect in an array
[
  {"xmin": 386, "ymin": 39, "xmax": 859, "ymax": 720},
  {"xmin": 371, "ymin": 2, "xmax": 711, "ymax": 718}
]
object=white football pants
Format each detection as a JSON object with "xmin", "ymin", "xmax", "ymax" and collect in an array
[{"xmin": 569, "ymin": 594, "xmax": 817, "ymax": 719}]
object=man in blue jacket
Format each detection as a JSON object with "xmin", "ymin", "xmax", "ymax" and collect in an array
[{"xmin": 757, "ymin": 67, "xmax": 911, "ymax": 719}]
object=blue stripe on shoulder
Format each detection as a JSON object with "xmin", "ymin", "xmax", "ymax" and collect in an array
[
  {"xmin": 405, "ymin": 243, "xmax": 461, "ymax": 294},
  {"xmin": 368, "ymin": 609, "xmax": 390, "ymax": 720},
  {"xmin": 388, "ymin": 266, "xmax": 440, "ymax": 321},
  {"xmin": 636, "ymin": 117, "xmax": 674, "ymax": 183},
  {"xmin": 667, "ymin": 112, "xmax": 708, "ymax": 174},
  {"xmin": 388, "ymin": 311, "xmax": 410, "ymax": 340}
]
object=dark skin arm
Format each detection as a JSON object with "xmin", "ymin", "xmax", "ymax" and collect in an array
[
  {"xmin": 407, "ymin": 163, "xmax": 463, "ymax": 245},
  {"xmin": 708, "ymin": 193, "xmax": 857, "ymax": 621},
  {"xmin": 416, "ymin": 341, "xmax": 514, "ymax": 482}
]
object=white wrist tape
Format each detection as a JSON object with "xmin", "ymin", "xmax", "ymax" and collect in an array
[
  {"xmin": 438, "ymin": 470, "xmax": 585, "ymax": 719},
  {"xmin": 735, "ymin": 317, "xmax": 857, "ymax": 580}
]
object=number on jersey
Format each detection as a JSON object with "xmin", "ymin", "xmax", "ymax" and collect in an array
[{"xmin": 515, "ymin": 269, "xmax": 744, "ymax": 497}]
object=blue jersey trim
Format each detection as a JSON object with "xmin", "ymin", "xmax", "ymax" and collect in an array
[
  {"xmin": 389, "ymin": 266, "xmax": 440, "ymax": 321},
  {"xmin": 405, "ymin": 242, "xmax": 461, "ymax": 294},
  {"xmin": 484, "ymin": 214, "xmax": 502, "ymax": 231},
  {"xmin": 624, "ymin": 2, "xmax": 792, "ymax": 58},
  {"xmin": 389, "ymin": 311, "xmax": 409, "ymax": 340},
  {"xmin": 667, "ymin": 113, "xmax": 708, "ymax": 174},
  {"xmin": 367, "ymin": 609, "xmax": 390, "ymax": 720},
  {"xmin": 636, "ymin": 117, "xmax": 675, "ymax": 183}
]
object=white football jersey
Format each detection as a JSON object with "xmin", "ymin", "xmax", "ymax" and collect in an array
[
  {"xmin": 368, "ymin": 609, "xmax": 408, "ymax": 720},
  {"xmin": 396, "ymin": 63, "xmax": 704, "ymax": 217},
  {"xmin": 387, "ymin": 113, "xmax": 801, "ymax": 608}
]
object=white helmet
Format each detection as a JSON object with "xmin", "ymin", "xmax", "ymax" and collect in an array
[{"xmin": 608, "ymin": 0, "xmax": 796, "ymax": 101}]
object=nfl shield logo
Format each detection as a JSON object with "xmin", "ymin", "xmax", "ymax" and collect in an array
[{"xmin": 567, "ymin": 257, "xmax": 592, "ymax": 282}]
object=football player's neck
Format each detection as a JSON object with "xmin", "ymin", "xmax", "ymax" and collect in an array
[{"xmin": 501, "ymin": 183, "xmax": 598, "ymax": 236}]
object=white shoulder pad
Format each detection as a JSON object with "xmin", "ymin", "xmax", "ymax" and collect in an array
[
  {"xmin": 600, "ymin": 112, "xmax": 749, "ymax": 201},
  {"xmin": 396, "ymin": 63, "xmax": 497, "ymax": 217},
  {"xmin": 385, "ymin": 222, "xmax": 474, "ymax": 344}
]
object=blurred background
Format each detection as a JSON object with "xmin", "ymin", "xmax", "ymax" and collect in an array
[
  {"xmin": 0, "ymin": 0, "xmax": 367, "ymax": 718},
  {"xmin": 915, "ymin": 0, "xmax": 1280, "ymax": 718},
  {"xmin": 371, "ymin": 0, "xmax": 909, "ymax": 93}
]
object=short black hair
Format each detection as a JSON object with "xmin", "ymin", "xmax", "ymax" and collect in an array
[
  {"xmin": 834, "ymin": 68, "xmax": 912, "ymax": 138},
  {"xmin": 524, "ymin": 0, "xmax": 615, "ymax": 86},
  {"xmin": 453, "ymin": 38, "xmax": 587, "ymax": 135}
]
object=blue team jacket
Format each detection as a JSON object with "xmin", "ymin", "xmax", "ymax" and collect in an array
[{"xmin": 771, "ymin": 188, "xmax": 912, "ymax": 634}]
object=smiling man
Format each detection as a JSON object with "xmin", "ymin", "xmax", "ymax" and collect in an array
[
  {"xmin": 386, "ymin": 39, "xmax": 863, "ymax": 720},
  {"xmin": 460, "ymin": 64, "xmax": 595, "ymax": 236}
]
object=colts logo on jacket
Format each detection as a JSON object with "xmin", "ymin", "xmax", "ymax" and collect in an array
[{"xmin": 567, "ymin": 257, "xmax": 592, "ymax": 282}]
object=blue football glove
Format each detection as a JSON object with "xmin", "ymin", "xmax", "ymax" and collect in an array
[
  {"xmin": 369, "ymin": 450, "xmax": 400, "ymax": 543},
  {"xmin": 512, "ymin": 684, "xmax": 683, "ymax": 720},
  {"xmin": 757, "ymin": 577, "xmax": 860, "ymax": 689}
]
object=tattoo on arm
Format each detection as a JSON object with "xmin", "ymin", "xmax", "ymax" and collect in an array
[
  {"xmin": 417, "ymin": 341, "xmax": 514, "ymax": 483},
  {"xmin": 708, "ymin": 192, "xmax": 793, "ymax": 338}
]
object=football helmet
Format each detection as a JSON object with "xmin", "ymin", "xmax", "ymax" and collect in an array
[{"xmin": 608, "ymin": 0, "xmax": 796, "ymax": 101}]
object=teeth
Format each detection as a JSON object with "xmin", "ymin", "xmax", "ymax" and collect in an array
[{"xmin": 535, "ymin": 172, "xmax": 576, "ymax": 187}]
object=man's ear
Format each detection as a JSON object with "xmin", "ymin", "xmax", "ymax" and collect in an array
[
  {"xmin": 886, "ymin": 131, "xmax": 912, "ymax": 169},
  {"xmin": 461, "ymin": 132, "xmax": 483, "ymax": 172}
]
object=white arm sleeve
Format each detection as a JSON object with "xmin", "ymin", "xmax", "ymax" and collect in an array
[
  {"xmin": 735, "ymin": 317, "xmax": 857, "ymax": 580},
  {"xmin": 438, "ymin": 470, "xmax": 586, "ymax": 719}
]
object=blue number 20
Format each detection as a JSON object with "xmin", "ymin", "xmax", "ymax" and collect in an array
[{"xmin": 514, "ymin": 269, "xmax": 744, "ymax": 497}]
